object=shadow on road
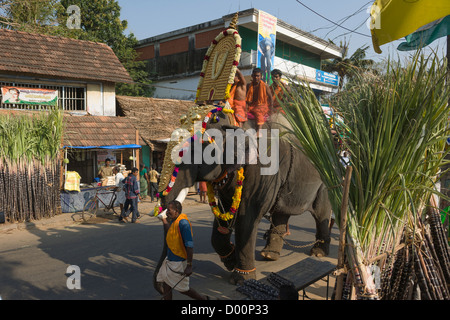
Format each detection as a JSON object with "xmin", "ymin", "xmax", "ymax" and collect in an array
[{"xmin": 0, "ymin": 204, "xmax": 338, "ymax": 300}]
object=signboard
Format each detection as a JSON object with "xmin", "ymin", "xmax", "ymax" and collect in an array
[
  {"xmin": 1, "ymin": 86, "xmax": 58, "ymax": 106},
  {"xmin": 257, "ymin": 11, "xmax": 277, "ymax": 83},
  {"xmin": 315, "ymin": 70, "xmax": 339, "ymax": 86},
  {"xmin": 97, "ymin": 150, "xmax": 117, "ymax": 167}
]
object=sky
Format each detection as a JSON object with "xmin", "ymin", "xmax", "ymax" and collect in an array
[{"xmin": 117, "ymin": 0, "xmax": 447, "ymax": 64}]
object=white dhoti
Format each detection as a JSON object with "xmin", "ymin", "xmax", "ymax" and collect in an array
[
  {"xmin": 156, "ymin": 258, "xmax": 189, "ymax": 292},
  {"xmin": 116, "ymin": 190, "xmax": 126, "ymax": 205}
]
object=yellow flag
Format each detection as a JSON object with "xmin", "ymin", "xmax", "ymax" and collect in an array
[{"xmin": 370, "ymin": 0, "xmax": 450, "ymax": 53}]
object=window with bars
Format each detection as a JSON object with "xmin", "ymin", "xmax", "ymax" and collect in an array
[{"xmin": 0, "ymin": 81, "xmax": 86, "ymax": 111}]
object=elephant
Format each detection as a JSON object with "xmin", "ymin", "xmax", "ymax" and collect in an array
[{"xmin": 153, "ymin": 106, "xmax": 331, "ymax": 286}]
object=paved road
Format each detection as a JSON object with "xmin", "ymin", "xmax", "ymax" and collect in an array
[{"xmin": 0, "ymin": 196, "xmax": 338, "ymax": 300}]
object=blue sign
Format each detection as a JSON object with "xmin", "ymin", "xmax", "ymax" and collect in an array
[{"xmin": 316, "ymin": 70, "xmax": 339, "ymax": 86}]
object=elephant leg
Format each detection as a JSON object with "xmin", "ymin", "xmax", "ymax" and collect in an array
[
  {"xmin": 229, "ymin": 205, "xmax": 262, "ymax": 285},
  {"xmin": 211, "ymin": 219, "xmax": 236, "ymax": 271},
  {"xmin": 310, "ymin": 184, "xmax": 331, "ymax": 257},
  {"xmin": 260, "ymin": 213, "xmax": 290, "ymax": 261}
]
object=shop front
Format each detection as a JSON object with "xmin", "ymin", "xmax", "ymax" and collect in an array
[{"xmin": 60, "ymin": 114, "xmax": 144, "ymax": 213}]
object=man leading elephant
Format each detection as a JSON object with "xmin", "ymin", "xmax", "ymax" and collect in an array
[{"xmin": 156, "ymin": 200, "xmax": 209, "ymax": 300}]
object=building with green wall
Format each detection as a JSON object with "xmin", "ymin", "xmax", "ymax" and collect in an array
[{"xmin": 135, "ymin": 8, "xmax": 342, "ymax": 100}]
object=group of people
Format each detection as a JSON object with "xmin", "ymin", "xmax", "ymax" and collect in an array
[
  {"xmin": 227, "ymin": 67, "xmax": 289, "ymax": 136},
  {"xmin": 97, "ymin": 158, "xmax": 161, "ymax": 224},
  {"xmin": 138, "ymin": 164, "xmax": 160, "ymax": 202}
]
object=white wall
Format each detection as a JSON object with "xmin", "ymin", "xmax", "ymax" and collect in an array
[
  {"xmin": 86, "ymin": 83, "xmax": 116, "ymax": 116},
  {"xmin": 152, "ymin": 77, "xmax": 197, "ymax": 101}
]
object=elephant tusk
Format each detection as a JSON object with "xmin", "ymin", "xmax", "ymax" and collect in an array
[
  {"xmin": 156, "ymin": 187, "xmax": 189, "ymax": 220},
  {"xmin": 157, "ymin": 209, "xmax": 167, "ymax": 220},
  {"xmin": 176, "ymin": 187, "xmax": 190, "ymax": 204}
]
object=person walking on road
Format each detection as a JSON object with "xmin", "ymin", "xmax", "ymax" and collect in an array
[
  {"xmin": 113, "ymin": 166, "xmax": 126, "ymax": 216},
  {"xmin": 149, "ymin": 165, "xmax": 160, "ymax": 202},
  {"xmin": 198, "ymin": 181, "xmax": 207, "ymax": 203},
  {"xmin": 139, "ymin": 164, "xmax": 149, "ymax": 200},
  {"xmin": 120, "ymin": 167, "xmax": 142, "ymax": 223},
  {"xmin": 156, "ymin": 200, "xmax": 208, "ymax": 300}
]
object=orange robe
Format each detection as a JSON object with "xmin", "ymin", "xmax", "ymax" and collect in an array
[
  {"xmin": 246, "ymin": 81, "xmax": 269, "ymax": 125},
  {"xmin": 228, "ymin": 85, "xmax": 247, "ymax": 124},
  {"xmin": 270, "ymin": 84, "xmax": 286, "ymax": 114}
]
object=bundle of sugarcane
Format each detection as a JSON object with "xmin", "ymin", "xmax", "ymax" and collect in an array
[
  {"xmin": 0, "ymin": 109, "xmax": 64, "ymax": 223},
  {"xmin": 282, "ymin": 52, "xmax": 450, "ymax": 299},
  {"xmin": 379, "ymin": 233, "xmax": 415, "ymax": 299}
]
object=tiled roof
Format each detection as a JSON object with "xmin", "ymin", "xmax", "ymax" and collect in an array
[
  {"xmin": 0, "ymin": 29, "xmax": 133, "ymax": 84},
  {"xmin": 0, "ymin": 110, "xmax": 144, "ymax": 147},
  {"xmin": 116, "ymin": 95, "xmax": 193, "ymax": 147},
  {"xmin": 64, "ymin": 114, "xmax": 144, "ymax": 147}
]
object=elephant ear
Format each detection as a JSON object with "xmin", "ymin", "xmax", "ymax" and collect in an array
[{"xmin": 221, "ymin": 124, "xmax": 258, "ymax": 173}]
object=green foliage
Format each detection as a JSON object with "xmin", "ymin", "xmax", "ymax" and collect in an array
[
  {"xmin": 283, "ymin": 52, "xmax": 449, "ymax": 261},
  {"xmin": 0, "ymin": 0, "xmax": 153, "ymax": 97},
  {"xmin": 0, "ymin": 109, "xmax": 64, "ymax": 163},
  {"xmin": 0, "ymin": 0, "xmax": 61, "ymax": 29},
  {"xmin": 322, "ymin": 40, "xmax": 375, "ymax": 91}
]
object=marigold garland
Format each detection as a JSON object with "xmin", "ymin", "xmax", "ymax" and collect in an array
[{"xmin": 207, "ymin": 167, "xmax": 245, "ymax": 221}]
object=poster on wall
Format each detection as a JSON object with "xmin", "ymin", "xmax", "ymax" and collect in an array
[
  {"xmin": 257, "ymin": 11, "xmax": 277, "ymax": 83},
  {"xmin": 97, "ymin": 151, "xmax": 117, "ymax": 167},
  {"xmin": 1, "ymin": 86, "xmax": 58, "ymax": 106}
]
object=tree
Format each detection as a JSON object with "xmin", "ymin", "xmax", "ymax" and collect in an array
[
  {"xmin": 0, "ymin": 0, "xmax": 61, "ymax": 30},
  {"xmin": 0, "ymin": 0, "xmax": 153, "ymax": 97},
  {"xmin": 56, "ymin": 0, "xmax": 153, "ymax": 97},
  {"xmin": 322, "ymin": 40, "xmax": 375, "ymax": 91}
]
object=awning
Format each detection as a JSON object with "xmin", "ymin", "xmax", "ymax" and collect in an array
[{"xmin": 64, "ymin": 144, "xmax": 141, "ymax": 150}]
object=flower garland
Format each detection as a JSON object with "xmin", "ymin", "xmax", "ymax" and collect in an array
[
  {"xmin": 153, "ymin": 106, "xmax": 233, "ymax": 216},
  {"xmin": 206, "ymin": 167, "xmax": 245, "ymax": 221},
  {"xmin": 195, "ymin": 27, "xmax": 242, "ymax": 103}
]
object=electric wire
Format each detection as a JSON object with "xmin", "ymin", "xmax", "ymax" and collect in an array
[{"xmin": 295, "ymin": 0, "xmax": 372, "ymax": 38}]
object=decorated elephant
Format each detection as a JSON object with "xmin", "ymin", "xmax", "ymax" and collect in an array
[
  {"xmin": 152, "ymin": 14, "xmax": 331, "ymax": 288},
  {"xmin": 153, "ymin": 107, "xmax": 331, "ymax": 285}
]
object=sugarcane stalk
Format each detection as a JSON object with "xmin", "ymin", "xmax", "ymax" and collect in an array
[
  {"xmin": 346, "ymin": 215, "xmax": 379, "ymax": 299},
  {"xmin": 424, "ymin": 222, "xmax": 450, "ymax": 299},
  {"xmin": 334, "ymin": 165, "xmax": 352, "ymax": 300},
  {"xmin": 429, "ymin": 208, "xmax": 450, "ymax": 285},
  {"xmin": 414, "ymin": 246, "xmax": 433, "ymax": 300},
  {"xmin": 0, "ymin": 110, "xmax": 64, "ymax": 222},
  {"xmin": 398, "ymin": 244, "xmax": 414, "ymax": 300}
]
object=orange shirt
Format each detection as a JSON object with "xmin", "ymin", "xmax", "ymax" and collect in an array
[
  {"xmin": 246, "ymin": 81, "xmax": 269, "ymax": 107},
  {"xmin": 271, "ymin": 84, "xmax": 283, "ymax": 107}
]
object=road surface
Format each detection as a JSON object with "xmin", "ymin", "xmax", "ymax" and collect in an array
[{"xmin": 0, "ymin": 195, "xmax": 338, "ymax": 300}]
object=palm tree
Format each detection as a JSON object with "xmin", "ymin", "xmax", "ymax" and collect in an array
[{"xmin": 322, "ymin": 40, "xmax": 375, "ymax": 91}]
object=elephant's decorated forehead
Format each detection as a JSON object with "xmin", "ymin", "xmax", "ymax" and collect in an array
[{"xmin": 158, "ymin": 104, "xmax": 234, "ymax": 193}]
